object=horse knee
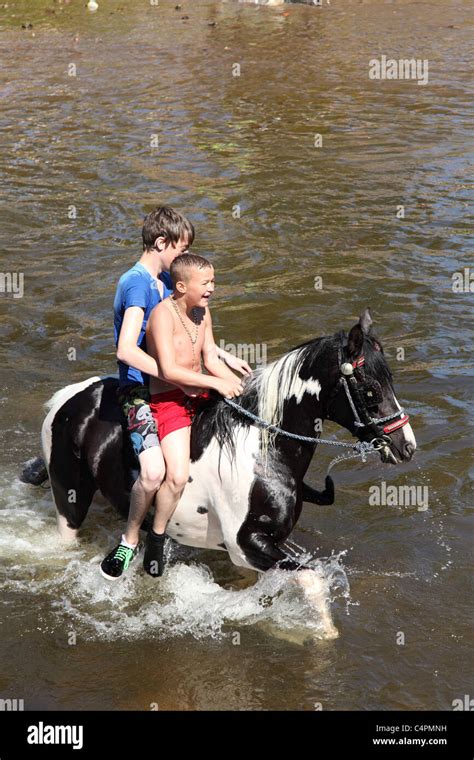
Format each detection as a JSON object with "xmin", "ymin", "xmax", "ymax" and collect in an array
[{"xmin": 237, "ymin": 524, "xmax": 295, "ymax": 572}]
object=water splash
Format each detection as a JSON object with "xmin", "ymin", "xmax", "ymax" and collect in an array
[{"xmin": 1, "ymin": 479, "xmax": 349, "ymax": 643}]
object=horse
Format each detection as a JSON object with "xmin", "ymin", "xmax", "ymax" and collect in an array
[{"xmin": 22, "ymin": 309, "xmax": 416, "ymax": 638}]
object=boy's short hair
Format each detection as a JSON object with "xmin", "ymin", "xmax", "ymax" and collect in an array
[
  {"xmin": 142, "ymin": 206, "xmax": 195, "ymax": 251},
  {"xmin": 170, "ymin": 254, "xmax": 213, "ymax": 287}
]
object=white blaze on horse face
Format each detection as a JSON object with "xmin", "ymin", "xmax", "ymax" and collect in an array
[{"xmin": 393, "ymin": 393, "xmax": 417, "ymax": 450}]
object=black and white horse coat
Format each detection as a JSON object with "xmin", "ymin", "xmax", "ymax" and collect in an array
[{"xmin": 39, "ymin": 321, "xmax": 416, "ymax": 577}]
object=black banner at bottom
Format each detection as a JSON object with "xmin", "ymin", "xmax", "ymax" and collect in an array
[{"xmin": 0, "ymin": 710, "xmax": 471, "ymax": 758}]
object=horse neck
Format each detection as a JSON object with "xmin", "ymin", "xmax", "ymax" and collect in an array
[
  {"xmin": 279, "ymin": 394, "xmax": 326, "ymax": 439},
  {"xmin": 251, "ymin": 337, "xmax": 336, "ymax": 465}
]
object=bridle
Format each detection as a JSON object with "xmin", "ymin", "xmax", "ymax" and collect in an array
[
  {"xmin": 221, "ymin": 339, "xmax": 411, "ymax": 464},
  {"xmin": 326, "ymin": 345, "xmax": 410, "ymax": 453}
]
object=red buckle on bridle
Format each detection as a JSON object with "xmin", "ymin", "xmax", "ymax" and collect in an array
[
  {"xmin": 352, "ymin": 356, "xmax": 365, "ymax": 368},
  {"xmin": 384, "ymin": 414, "xmax": 410, "ymax": 434}
]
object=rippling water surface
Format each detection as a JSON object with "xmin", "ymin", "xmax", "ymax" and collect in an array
[{"xmin": 0, "ymin": 0, "xmax": 472, "ymax": 710}]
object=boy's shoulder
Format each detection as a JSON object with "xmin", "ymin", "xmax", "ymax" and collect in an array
[
  {"xmin": 154, "ymin": 298, "xmax": 168, "ymax": 311},
  {"xmin": 147, "ymin": 300, "xmax": 173, "ymax": 338},
  {"xmin": 118, "ymin": 262, "xmax": 148, "ymax": 286},
  {"xmin": 149, "ymin": 298, "xmax": 172, "ymax": 322},
  {"xmin": 115, "ymin": 263, "xmax": 156, "ymax": 314}
]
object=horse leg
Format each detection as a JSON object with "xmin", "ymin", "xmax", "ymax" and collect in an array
[
  {"xmin": 292, "ymin": 568, "xmax": 339, "ymax": 639},
  {"xmin": 301, "ymin": 475, "xmax": 335, "ymax": 505},
  {"xmin": 237, "ymin": 479, "xmax": 338, "ymax": 638},
  {"xmin": 92, "ymin": 427, "xmax": 154, "ymax": 532},
  {"xmin": 20, "ymin": 456, "xmax": 48, "ymax": 486},
  {"xmin": 95, "ymin": 464, "xmax": 133, "ymax": 527},
  {"xmin": 49, "ymin": 453, "xmax": 96, "ymax": 541},
  {"xmin": 236, "ymin": 478, "xmax": 301, "ymax": 571},
  {"xmin": 237, "ymin": 515, "xmax": 300, "ymax": 571},
  {"xmin": 237, "ymin": 520, "xmax": 338, "ymax": 639},
  {"xmin": 91, "ymin": 423, "xmax": 148, "ymax": 531}
]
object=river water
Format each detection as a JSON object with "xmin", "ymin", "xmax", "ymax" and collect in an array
[{"xmin": 0, "ymin": 0, "xmax": 472, "ymax": 711}]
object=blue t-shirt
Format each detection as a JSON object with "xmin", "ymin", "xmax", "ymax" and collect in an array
[{"xmin": 114, "ymin": 263, "xmax": 173, "ymax": 387}]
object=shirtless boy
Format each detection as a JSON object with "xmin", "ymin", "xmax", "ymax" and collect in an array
[
  {"xmin": 143, "ymin": 253, "xmax": 244, "ymax": 576},
  {"xmin": 100, "ymin": 208, "xmax": 249, "ymax": 582}
]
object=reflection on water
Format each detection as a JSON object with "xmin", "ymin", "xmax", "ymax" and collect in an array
[{"xmin": 0, "ymin": 0, "xmax": 472, "ymax": 710}]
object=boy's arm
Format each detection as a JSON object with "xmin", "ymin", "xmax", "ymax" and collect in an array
[
  {"xmin": 153, "ymin": 306, "xmax": 236, "ymax": 392},
  {"xmin": 117, "ymin": 307, "xmax": 160, "ymax": 379},
  {"xmin": 203, "ymin": 310, "xmax": 245, "ymax": 382},
  {"xmin": 215, "ymin": 345, "xmax": 252, "ymax": 377}
]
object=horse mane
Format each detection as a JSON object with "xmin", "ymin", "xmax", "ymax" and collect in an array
[
  {"xmin": 192, "ymin": 329, "xmax": 394, "ymax": 468},
  {"xmin": 193, "ymin": 333, "xmax": 338, "ymax": 465}
]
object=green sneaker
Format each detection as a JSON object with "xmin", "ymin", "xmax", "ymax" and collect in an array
[{"xmin": 100, "ymin": 542, "xmax": 140, "ymax": 581}]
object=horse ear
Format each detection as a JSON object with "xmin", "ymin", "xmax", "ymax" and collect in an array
[
  {"xmin": 372, "ymin": 338, "xmax": 382, "ymax": 352},
  {"xmin": 359, "ymin": 307, "xmax": 373, "ymax": 335},
  {"xmin": 347, "ymin": 324, "xmax": 364, "ymax": 360}
]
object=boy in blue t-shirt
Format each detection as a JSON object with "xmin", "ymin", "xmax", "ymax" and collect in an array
[{"xmin": 100, "ymin": 206, "xmax": 251, "ymax": 580}]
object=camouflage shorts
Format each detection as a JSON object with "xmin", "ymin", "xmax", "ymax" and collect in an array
[{"xmin": 118, "ymin": 384, "xmax": 160, "ymax": 457}]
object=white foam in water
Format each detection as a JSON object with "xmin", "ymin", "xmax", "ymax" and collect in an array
[
  {"xmin": 53, "ymin": 559, "xmax": 347, "ymax": 642},
  {"xmin": 1, "ymin": 476, "xmax": 350, "ymax": 643}
]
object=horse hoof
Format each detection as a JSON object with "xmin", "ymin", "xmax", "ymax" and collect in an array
[
  {"xmin": 295, "ymin": 569, "xmax": 339, "ymax": 640},
  {"xmin": 56, "ymin": 514, "xmax": 79, "ymax": 542},
  {"xmin": 20, "ymin": 456, "xmax": 48, "ymax": 486}
]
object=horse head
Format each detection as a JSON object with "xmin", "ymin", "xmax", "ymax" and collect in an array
[{"xmin": 324, "ymin": 308, "xmax": 416, "ymax": 464}]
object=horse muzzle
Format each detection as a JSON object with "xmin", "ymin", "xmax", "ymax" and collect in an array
[{"xmin": 371, "ymin": 434, "xmax": 416, "ymax": 464}]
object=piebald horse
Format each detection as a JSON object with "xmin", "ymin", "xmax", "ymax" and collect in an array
[{"xmin": 23, "ymin": 310, "xmax": 416, "ymax": 637}]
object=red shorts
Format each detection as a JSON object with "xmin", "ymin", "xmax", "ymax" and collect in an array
[{"xmin": 150, "ymin": 389, "xmax": 209, "ymax": 441}]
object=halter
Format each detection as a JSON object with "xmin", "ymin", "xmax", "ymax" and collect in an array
[{"xmin": 327, "ymin": 345, "xmax": 410, "ymax": 452}]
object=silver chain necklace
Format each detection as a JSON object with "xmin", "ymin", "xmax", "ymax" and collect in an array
[{"xmin": 170, "ymin": 297, "xmax": 199, "ymax": 364}]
